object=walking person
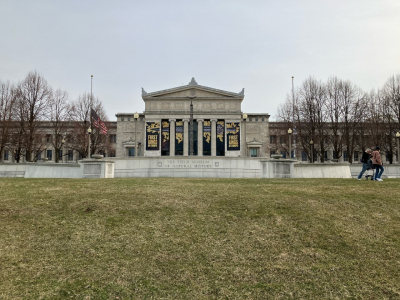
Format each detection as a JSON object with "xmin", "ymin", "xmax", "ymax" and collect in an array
[
  {"xmin": 357, "ymin": 148, "xmax": 372, "ymax": 180},
  {"xmin": 372, "ymin": 147, "xmax": 384, "ymax": 181}
]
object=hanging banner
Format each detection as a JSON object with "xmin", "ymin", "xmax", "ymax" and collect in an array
[
  {"xmin": 146, "ymin": 122, "xmax": 160, "ymax": 150},
  {"xmin": 161, "ymin": 121, "xmax": 170, "ymax": 151},
  {"xmin": 227, "ymin": 122, "xmax": 240, "ymax": 151},
  {"xmin": 216, "ymin": 120, "xmax": 224, "ymax": 151},
  {"xmin": 203, "ymin": 120, "xmax": 211, "ymax": 151},
  {"xmin": 175, "ymin": 120, "xmax": 184, "ymax": 152}
]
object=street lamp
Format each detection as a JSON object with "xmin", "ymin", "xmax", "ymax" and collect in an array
[
  {"xmin": 310, "ymin": 139, "xmax": 314, "ymax": 163},
  {"xmin": 243, "ymin": 113, "xmax": 248, "ymax": 156},
  {"xmin": 288, "ymin": 128, "xmax": 292, "ymax": 159},
  {"xmin": 87, "ymin": 127, "xmax": 92, "ymax": 159},
  {"xmin": 61, "ymin": 137, "xmax": 65, "ymax": 163},
  {"xmin": 396, "ymin": 131, "xmax": 400, "ymax": 163},
  {"xmin": 134, "ymin": 112, "xmax": 139, "ymax": 157}
]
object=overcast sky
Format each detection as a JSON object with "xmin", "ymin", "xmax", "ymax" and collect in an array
[{"xmin": 1, "ymin": 0, "xmax": 399, "ymax": 121}]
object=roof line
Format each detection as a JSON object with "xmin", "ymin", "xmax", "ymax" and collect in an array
[{"xmin": 143, "ymin": 84, "xmax": 244, "ymax": 97}]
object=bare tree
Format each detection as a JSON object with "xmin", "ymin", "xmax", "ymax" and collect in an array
[
  {"xmin": 383, "ymin": 74, "xmax": 400, "ymax": 128},
  {"xmin": 15, "ymin": 71, "xmax": 52, "ymax": 162},
  {"xmin": 339, "ymin": 81, "xmax": 365, "ymax": 163},
  {"xmin": 0, "ymin": 81, "xmax": 17, "ymax": 162},
  {"xmin": 364, "ymin": 90, "xmax": 386, "ymax": 151},
  {"xmin": 70, "ymin": 93, "xmax": 109, "ymax": 158},
  {"xmin": 380, "ymin": 74, "xmax": 400, "ymax": 163},
  {"xmin": 296, "ymin": 77, "xmax": 327, "ymax": 162},
  {"xmin": 48, "ymin": 89, "xmax": 71, "ymax": 163},
  {"xmin": 275, "ymin": 95, "xmax": 295, "ymax": 157},
  {"xmin": 326, "ymin": 76, "xmax": 345, "ymax": 161}
]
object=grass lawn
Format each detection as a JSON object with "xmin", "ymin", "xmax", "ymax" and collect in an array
[{"xmin": 0, "ymin": 178, "xmax": 400, "ymax": 299}]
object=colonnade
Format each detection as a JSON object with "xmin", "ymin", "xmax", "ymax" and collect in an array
[{"xmin": 168, "ymin": 118, "xmax": 218, "ymax": 157}]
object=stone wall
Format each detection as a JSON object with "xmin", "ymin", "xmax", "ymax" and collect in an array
[
  {"xmin": 350, "ymin": 164, "xmax": 400, "ymax": 178},
  {"xmin": 293, "ymin": 163, "xmax": 352, "ymax": 178}
]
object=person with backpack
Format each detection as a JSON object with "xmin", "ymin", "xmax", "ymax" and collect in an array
[
  {"xmin": 372, "ymin": 146, "xmax": 384, "ymax": 181},
  {"xmin": 357, "ymin": 148, "xmax": 372, "ymax": 180}
]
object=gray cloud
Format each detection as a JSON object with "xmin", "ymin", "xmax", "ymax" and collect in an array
[{"xmin": 1, "ymin": 0, "xmax": 399, "ymax": 120}]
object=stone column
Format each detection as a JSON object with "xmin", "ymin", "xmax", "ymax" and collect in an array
[
  {"xmin": 169, "ymin": 119, "xmax": 175, "ymax": 156},
  {"xmin": 211, "ymin": 119, "xmax": 217, "ymax": 156},
  {"xmin": 183, "ymin": 119, "xmax": 189, "ymax": 156},
  {"xmin": 243, "ymin": 120, "xmax": 247, "ymax": 157},
  {"xmin": 197, "ymin": 119, "xmax": 203, "ymax": 156}
]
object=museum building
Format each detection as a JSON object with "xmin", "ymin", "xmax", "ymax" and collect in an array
[{"xmin": 115, "ymin": 78, "xmax": 270, "ymax": 159}]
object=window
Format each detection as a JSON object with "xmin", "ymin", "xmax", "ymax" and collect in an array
[
  {"xmin": 354, "ymin": 151, "xmax": 359, "ymax": 162},
  {"xmin": 291, "ymin": 150, "xmax": 294, "ymax": 159},
  {"xmin": 78, "ymin": 152, "xmax": 83, "ymax": 160},
  {"xmin": 4, "ymin": 150, "xmax": 9, "ymax": 161},
  {"xmin": 262, "ymin": 118, "xmax": 265, "ymax": 122},
  {"xmin": 270, "ymin": 150, "xmax": 276, "ymax": 157},
  {"xmin": 121, "ymin": 117, "xmax": 124, "ymax": 121},
  {"xmin": 301, "ymin": 151, "xmax": 307, "ymax": 161},
  {"xmin": 280, "ymin": 136, "xmax": 286, "ymax": 144},
  {"xmin": 343, "ymin": 151, "xmax": 348, "ymax": 161},
  {"xmin": 333, "ymin": 151, "xmax": 338, "ymax": 159},
  {"xmin": 110, "ymin": 134, "xmax": 117, "ymax": 143},
  {"xmin": 37, "ymin": 150, "xmax": 41, "ymax": 161},
  {"xmin": 248, "ymin": 118, "xmax": 252, "ymax": 121},
  {"xmin": 386, "ymin": 152, "xmax": 391, "ymax": 162},
  {"xmin": 128, "ymin": 148, "xmax": 135, "ymax": 157},
  {"xmin": 68, "ymin": 150, "xmax": 74, "ymax": 161},
  {"xmin": 324, "ymin": 151, "xmax": 328, "ymax": 160},
  {"xmin": 47, "ymin": 150, "xmax": 52, "ymax": 160},
  {"xmin": 255, "ymin": 118, "xmax": 258, "ymax": 122},
  {"xmin": 280, "ymin": 151, "xmax": 286, "ymax": 159},
  {"xmin": 59, "ymin": 150, "xmax": 63, "ymax": 161},
  {"xmin": 270, "ymin": 135, "xmax": 277, "ymax": 144},
  {"xmin": 250, "ymin": 148, "xmax": 258, "ymax": 157},
  {"xmin": 46, "ymin": 134, "xmax": 52, "ymax": 143},
  {"xmin": 110, "ymin": 151, "xmax": 116, "ymax": 158},
  {"xmin": 128, "ymin": 118, "xmax": 131, "ymax": 121}
]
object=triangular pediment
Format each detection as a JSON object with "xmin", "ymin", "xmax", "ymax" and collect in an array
[
  {"xmin": 153, "ymin": 87, "xmax": 236, "ymax": 99},
  {"xmin": 142, "ymin": 78, "xmax": 244, "ymax": 100}
]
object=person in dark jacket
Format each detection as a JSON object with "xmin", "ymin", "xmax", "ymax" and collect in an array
[{"xmin": 357, "ymin": 148, "xmax": 372, "ymax": 180}]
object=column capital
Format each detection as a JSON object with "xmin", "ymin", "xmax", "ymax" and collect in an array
[
  {"xmin": 183, "ymin": 119, "xmax": 190, "ymax": 123},
  {"xmin": 210, "ymin": 119, "xmax": 218, "ymax": 122},
  {"xmin": 169, "ymin": 119, "xmax": 176, "ymax": 123},
  {"xmin": 197, "ymin": 119, "xmax": 204, "ymax": 123}
]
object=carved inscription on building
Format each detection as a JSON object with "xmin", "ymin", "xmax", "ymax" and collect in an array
[{"xmin": 160, "ymin": 159, "xmax": 214, "ymax": 168}]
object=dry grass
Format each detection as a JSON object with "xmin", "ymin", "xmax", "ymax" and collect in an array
[{"xmin": 0, "ymin": 178, "xmax": 400, "ymax": 299}]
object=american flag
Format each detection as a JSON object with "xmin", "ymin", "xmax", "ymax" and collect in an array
[{"xmin": 91, "ymin": 109, "xmax": 108, "ymax": 135}]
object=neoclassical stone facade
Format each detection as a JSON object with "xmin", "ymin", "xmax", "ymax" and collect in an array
[{"xmin": 115, "ymin": 78, "xmax": 270, "ymax": 158}]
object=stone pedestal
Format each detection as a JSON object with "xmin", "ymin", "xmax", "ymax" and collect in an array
[{"xmin": 80, "ymin": 159, "xmax": 115, "ymax": 178}]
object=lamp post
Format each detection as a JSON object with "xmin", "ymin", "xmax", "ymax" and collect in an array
[
  {"xmin": 396, "ymin": 131, "xmax": 400, "ymax": 163},
  {"xmin": 61, "ymin": 137, "xmax": 65, "ymax": 163},
  {"xmin": 310, "ymin": 139, "xmax": 314, "ymax": 163},
  {"xmin": 87, "ymin": 127, "xmax": 92, "ymax": 158},
  {"xmin": 292, "ymin": 76, "xmax": 296, "ymax": 159},
  {"xmin": 288, "ymin": 128, "xmax": 292, "ymax": 159},
  {"xmin": 243, "ymin": 113, "xmax": 247, "ymax": 156},
  {"xmin": 88, "ymin": 74, "xmax": 93, "ymax": 159},
  {"xmin": 134, "ymin": 112, "xmax": 139, "ymax": 156}
]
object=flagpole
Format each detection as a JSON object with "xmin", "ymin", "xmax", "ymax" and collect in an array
[
  {"xmin": 88, "ymin": 75, "xmax": 93, "ymax": 158},
  {"xmin": 292, "ymin": 76, "xmax": 296, "ymax": 159}
]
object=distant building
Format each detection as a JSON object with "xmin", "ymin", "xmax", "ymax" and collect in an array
[
  {"xmin": 115, "ymin": 78, "xmax": 270, "ymax": 158},
  {"xmin": 4, "ymin": 78, "xmax": 390, "ymax": 164}
]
